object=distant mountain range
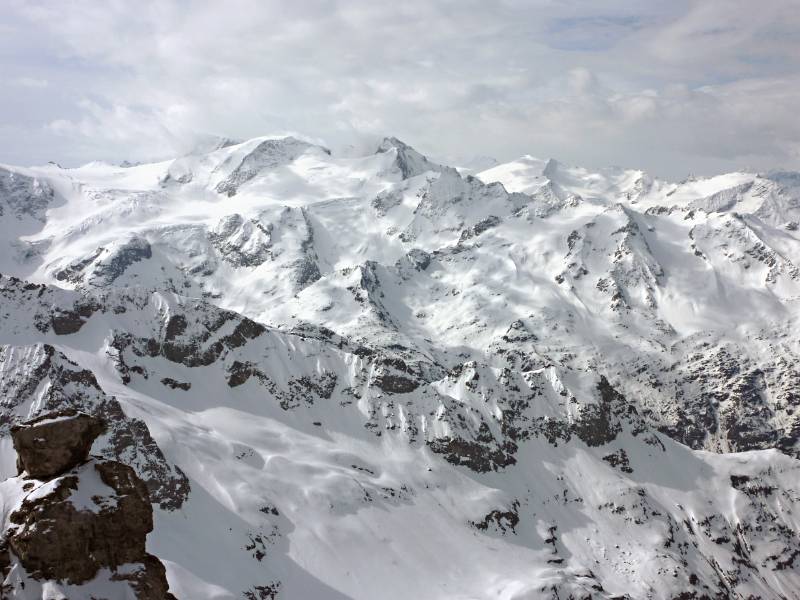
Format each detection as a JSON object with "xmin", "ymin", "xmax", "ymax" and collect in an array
[{"xmin": 0, "ymin": 135, "xmax": 799, "ymax": 599}]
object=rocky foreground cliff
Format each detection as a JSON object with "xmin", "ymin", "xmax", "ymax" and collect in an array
[
  {"xmin": 0, "ymin": 410, "xmax": 175, "ymax": 599},
  {"xmin": 0, "ymin": 137, "xmax": 799, "ymax": 598}
]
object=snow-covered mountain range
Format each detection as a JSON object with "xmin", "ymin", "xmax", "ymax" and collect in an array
[{"xmin": 1, "ymin": 136, "xmax": 799, "ymax": 599}]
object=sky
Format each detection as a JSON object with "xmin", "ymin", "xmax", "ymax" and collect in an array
[{"xmin": 1, "ymin": 0, "xmax": 799, "ymax": 179}]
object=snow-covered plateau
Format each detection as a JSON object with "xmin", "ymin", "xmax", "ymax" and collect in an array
[{"xmin": 0, "ymin": 135, "xmax": 799, "ymax": 599}]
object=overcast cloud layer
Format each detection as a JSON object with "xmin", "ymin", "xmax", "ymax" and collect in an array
[{"xmin": 1, "ymin": 0, "xmax": 799, "ymax": 179}]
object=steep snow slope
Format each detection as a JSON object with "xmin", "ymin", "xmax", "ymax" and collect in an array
[{"xmin": 0, "ymin": 137, "xmax": 799, "ymax": 599}]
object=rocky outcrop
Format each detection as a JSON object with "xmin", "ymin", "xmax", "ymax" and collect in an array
[
  {"xmin": 0, "ymin": 411, "xmax": 177, "ymax": 599},
  {"xmin": 376, "ymin": 137, "xmax": 445, "ymax": 179},
  {"xmin": 209, "ymin": 213, "xmax": 273, "ymax": 267},
  {"xmin": 111, "ymin": 307, "xmax": 266, "ymax": 371},
  {"xmin": 89, "ymin": 236, "xmax": 153, "ymax": 287},
  {"xmin": 11, "ymin": 409, "xmax": 105, "ymax": 479}
]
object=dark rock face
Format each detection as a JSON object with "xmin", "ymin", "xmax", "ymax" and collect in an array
[
  {"xmin": 459, "ymin": 215, "xmax": 501, "ymax": 241},
  {"xmin": 11, "ymin": 410, "xmax": 105, "ymax": 479},
  {"xmin": 7, "ymin": 461, "xmax": 151, "ymax": 583},
  {"xmin": 428, "ymin": 434, "xmax": 518, "ymax": 473},
  {"xmin": 2, "ymin": 411, "xmax": 177, "ymax": 598},
  {"xmin": 113, "ymin": 308, "xmax": 267, "ymax": 371},
  {"xmin": 602, "ymin": 448, "xmax": 633, "ymax": 473},
  {"xmin": 50, "ymin": 299, "xmax": 100, "ymax": 335},
  {"xmin": 90, "ymin": 236, "xmax": 152, "ymax": 286},
  {"xmin": 471, "ymin": 501, "xmax": 520, "ymax": 534},
  {"xmin": 618, "ymin": 338, "xmax": 800, "ymax": 458},
  {"xmin": 0, "ymin": 275, "xmax": 101, "ymax": 337},
  {"xmin": 371, "ymin": 356, "xmax": 422, "ymax": 394},
  {"xmin": 53, "ymin": 247, "xmax": 105, "ymax": 284},
  {"xmin": 110, "ymin": 554, "xmax": 177, "ymax": 600},
  {"xmin": 227, "ymin": 360, "xmax": 268, "ymax": 388},
  {"xmin": 398, "ymin": 248, "xmax": 432, "ymax": 273},
  {"xmin": 572, "ymin": 377, "xmax": 625, "ymax": 447},
  {"xmin": 161, "ymin": 377, "xmax": 191, "ymax": 390},
  {"xmin": 423, "ymin": 368, "xmax": 659, "ymax": 474}
]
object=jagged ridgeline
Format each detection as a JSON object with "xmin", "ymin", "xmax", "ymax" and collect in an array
[{"xmin": 0, "ymin": 138, "xmax": 799, "ymax": 598}]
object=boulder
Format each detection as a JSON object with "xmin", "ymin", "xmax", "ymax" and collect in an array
[{"xmin": 11, "ymin": 409, "xmax": 105, "ymax": 479}]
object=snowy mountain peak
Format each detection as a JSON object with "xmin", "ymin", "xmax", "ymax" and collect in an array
[
  {"xmin": 542, "ymin": 157, "xmax": 560, "ymax": 179},
  {"xmin": 376, "ymin": 136, "xmax": 447, "ymax": 179}
]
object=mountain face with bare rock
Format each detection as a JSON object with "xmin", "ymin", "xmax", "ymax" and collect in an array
[{"xmin": 0, "ymin": 136, "xmax": 799, "ymax": 599}]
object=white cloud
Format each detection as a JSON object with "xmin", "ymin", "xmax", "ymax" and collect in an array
[
  {"xmin": 0, "ymin": 0, "xmax": 798, "ymax": 178},
  {"xmin": 11, "ymin": 77, "xmax": 48, "ymax": 88}
]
